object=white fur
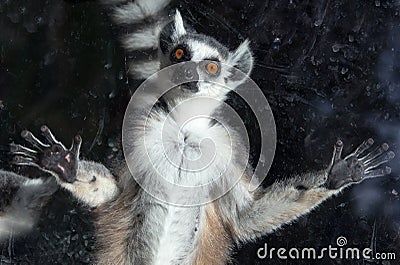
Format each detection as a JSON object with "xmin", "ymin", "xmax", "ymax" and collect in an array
[
  {"xmin": 129, "ymin": 60, "xmax": 160, "ymax": 79},
  {"xmin": 112, "ymin": 0, "xmax": 171, "ymax": 24},
  {"xmin": 121, "ymin": 82, "xmax": 252, "ymax": 262},
  {"xmin": 23, "ymin": 178, "xmax": 44, "ymax": 186},
  {"xmin": 60, "ymin": 161, "xmax": 119, "ymax": 208},
  {"xmin": 0, "ymin": 178, "xmax": 45, "ymax": 241},
  {"xmin": 0, "ymin": 212, "xmax": 35, "ymax": 241},
  {"xmin": 172, "ymin": 10, "xmax": 187, "ymax": 41},
  {"xmin": 153, "ymin": 206, "xmax": 199, "ymax": 265},
  {"xmin": 227, "ymin": 39, "xmax": 253, "ymax": 75},
  {"xmin": 128, "ymin": 96, "xmax": 232, "ymax": 260},
  {"xmin": 187, "ymin": 40, "xmax": 223, "ymax": 61},
  {"xmin": 122, "ymin": 25, "xmax": 163, "ymax": 51}
]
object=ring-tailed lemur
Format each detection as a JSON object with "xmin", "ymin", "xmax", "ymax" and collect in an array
[{"xmin": 0, "ymin": 0, "xmax": 396, "ymax": 264}]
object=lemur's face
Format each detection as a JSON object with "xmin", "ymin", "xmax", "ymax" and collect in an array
[{"xmin": 159, "ymin": 11, "xmax": 254, "ymax": 96}]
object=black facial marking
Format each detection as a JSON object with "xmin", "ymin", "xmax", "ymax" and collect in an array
[
  {"xmin": 204, "ymin": 57, "xmax": 220, "ymax": 62},
  {"xmin": 181, "ymin": 82, "xmax": 198, "ymax": 92},
  {"xmin": 170, "ymin": 44, "xmax": 191, "ymax": 62},
  {"xmin": 160, "ymin": 21, "xmax": 175, "ymax": 54}
]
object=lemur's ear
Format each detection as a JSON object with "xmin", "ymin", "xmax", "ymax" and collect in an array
[
  {"xmin": 172, "ymin": 10, "xmax": 186, "ymax": 40},
  {"xmin": 225, "ymin": 40, "xmax": 254, "ymax": 88},
  {"xmin": 228, "ymin": 40, "xmax": 254, "ymax": 76}
]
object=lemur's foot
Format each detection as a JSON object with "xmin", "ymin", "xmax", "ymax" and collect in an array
[
  {"xmin": 10, "ymin": 125, "xmax": 82, "ymax": 183},
  {"xmin": 325, "ymin": 138, "xmax": 395, "ymax": 189}
]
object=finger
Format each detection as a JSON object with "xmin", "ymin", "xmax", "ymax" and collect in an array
[
  {"xmin": 10, "ymin": 143, "xmax": 38, "ymax": 158},
  {"xmin": 360, "ymin": 143, "xmax": 389, "ymax": 162},
  {"xmin": 12, "ymin": 155, "xmax": 40, "ymax": 168},
  {"xmin": 346, "ymin": 138, "xmax": 374, "ymax": 159},
  {"xmin": 70, "ymin": 135, "xmax": 82, "ymax": 157},
  {"xmin": 364, "ymin": 166, "xmax": 391, "ymax": 179},
  {"xmin": 21, "ymin": 130, "xmax": 49, "ymax": 151},
  {"xmin": 41, "ymin": 125, "xmax": 65, "ymax": 148},
  {"xmin": 365, "ymin": 151, "xmax": 395, "ymax": 170},
  {"xmin": 333, "ymin": 139, "xmax": 343, "ymax": 162}
]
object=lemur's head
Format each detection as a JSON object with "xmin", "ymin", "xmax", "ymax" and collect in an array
[{"xmin": 158, "ymin": 10, "xmax": 254, "ymax": 97}]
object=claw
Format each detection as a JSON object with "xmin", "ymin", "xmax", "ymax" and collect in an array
[
  {"xmin": 10, "ymin": 143, "xmax": 38, "ymax": 158},
  {"xmin": 21, "ymin": 130, "xmax": 49, "ymax": 150}
]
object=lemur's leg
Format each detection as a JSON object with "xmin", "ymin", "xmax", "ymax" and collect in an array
[
  {"xmin": 0, "ymin": 170, "xmax": 57, "ymax": 241},
  {"xmin": 234, "ymin": 139, "xmax": 395, "ymax": 241},
  {"xmin": 11, "ymin": 126, "xmax": 119, "ymax": 207}
]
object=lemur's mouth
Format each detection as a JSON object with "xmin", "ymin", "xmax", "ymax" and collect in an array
[{"xmin": 181, "ymin": 82, "xmax": 199, "ymax": 92}]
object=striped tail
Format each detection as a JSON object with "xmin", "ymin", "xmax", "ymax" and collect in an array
[{"xmin": 101, "ymin": 0, "xmax": 172, "ymax": 79}]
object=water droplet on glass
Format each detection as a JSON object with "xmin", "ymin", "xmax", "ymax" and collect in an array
[
  {"xmin": 35, "ymin": 16, "xmax": 45, "ymax": 26},
  {"xmin": 329, "ymin": 57, "xmax": 337, "ymax": 62},
  {"xmin": 118, "ymin": 70, "xmax": 124, "ymax": 80},
  {"xmin": 19, "ymin": 6, "xmax": 26, "ymax": 14},
  {"xmin": 273, "ymin": 37, "xmax": 281, "ymax": 50},
  {"xmin": 44, "ymin": 49, "xmax": 57, "ymax": 66},
  {"xmin": 7, "ymin": 12, "xmax": 20, "ymax": 23},
  {"xmin": 314, "ymin": 20, "xmax": 322, "ymax": 27},
  {"xmin": 375, "ymin": 0, "xmax": 381, "ymax": 6},
  {"xmin": 109, "ymin": 90, "xmax": 116, "ymax": 99},
  {"xmin": 24, "ymin": 22, "xmax": 37, "ymax": 33},
  {"xmin": 348, "ymin": 35, "xmax": 354, "ymax": 42},
  {"xmin": 340, "ymin": 67, "xmax": 348, "ymax": 74},
  {"xmin": 332, "ymin": 44, "xmax": 341, "ymax": 52},
  {"xmin": 311, "ymin": 56, "xmax": 316, "ymax": 65}
]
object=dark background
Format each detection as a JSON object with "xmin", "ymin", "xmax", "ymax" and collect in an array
[{"xmin": 0, "ymin": 0, "xmax": 399, "ymax": 264}]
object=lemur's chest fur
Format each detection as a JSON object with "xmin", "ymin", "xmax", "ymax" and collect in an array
[
  {"xmin": 152, "ymin": 203, "xmax": 200, "ymax": 264},
  {"xmin": 139, "ymin": 198, "xmax": 232, "ymax": 265},
  {"xmin": 95, "ymin": 96, "xmax": 239, "ymax": 264},
  {"xmin": 137, "ymin": 101, "xmax": 232, "ymax": 264},
  {"xmin": 95, "ymin": 191, "xmax": 233, "ymax": 265}
]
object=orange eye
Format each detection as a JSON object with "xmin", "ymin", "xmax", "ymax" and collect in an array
[
  {"xmin": 206, "ymin": 62, "xmax": 219, "ymax": 75},
  {"xmin": 175, "ymin": 48, "xmax": 184, "ymax": 59}
]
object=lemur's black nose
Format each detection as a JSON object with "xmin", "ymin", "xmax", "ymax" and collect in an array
[{"xmin": 172, "ymin": 61, "xmax": 199, "ymax": 92}]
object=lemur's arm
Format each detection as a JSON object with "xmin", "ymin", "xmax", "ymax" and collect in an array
[
  {"xmin": 11, "ymin": 126, "xmax": 120, "ymax": 207},
  {"xmin": 233, "ymin": 139, "xmax": 394, "ymax": 242},
  {"xmin": 0, "ymin": 170, "xmax": 57, "ymax": 241}
]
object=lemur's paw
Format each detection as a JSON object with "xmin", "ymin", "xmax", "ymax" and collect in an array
[
  {"xmin": 10, "ymin": 125, "xmax": 82, "ymax": 183},
  {"xmin": 325, "ymin": 138, "xmax": 395, "ymax": 189}
]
